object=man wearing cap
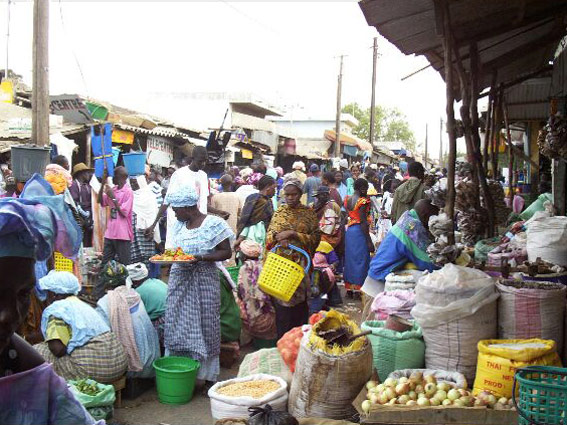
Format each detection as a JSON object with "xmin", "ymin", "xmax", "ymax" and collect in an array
[
  {"xmin": 303, "ymin": 164, "xmax": 321, "ymax": 206},
  {"xmin": 69, "ymin": 163, "xmax": 94, "ymax": 247},
  {"xmin": 339, "ymin": 158, "xmax": 351, "ymax": 182}
]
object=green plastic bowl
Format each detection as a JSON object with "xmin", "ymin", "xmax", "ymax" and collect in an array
[{"xmin": 153, "ymin": 356, "xmax": 200, "ymax": 405}]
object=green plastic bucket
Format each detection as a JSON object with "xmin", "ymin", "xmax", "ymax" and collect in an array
[{"xmin": 153, "ymin": 356, "xmax": 200, "ymax": 405}]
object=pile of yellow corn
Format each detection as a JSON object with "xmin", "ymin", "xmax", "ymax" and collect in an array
[{"xmin": 216, "ymin": 380, "xmax": 281, "ymax": 399}]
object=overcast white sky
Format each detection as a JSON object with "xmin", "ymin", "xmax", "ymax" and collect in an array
[{"xmin": 1, "ymin": 1, "xmax": 461, "ymax": 160}]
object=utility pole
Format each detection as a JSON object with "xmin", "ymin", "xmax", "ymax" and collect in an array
[
  {"xmin": 439, "ymin": 117, "xmax": 444, "ymax": 168},
  {"xmin": 369, "ymin": 37, "xmax": 378, "ymax": 147},
  {"xmin": 424, "ymin": 122, "xmax": 428, "ymax": 168},
  {"xmin": 5, "ymin": 0, "xmax": 10, "ymax": 80},
  {"xmin": 32, "ymin": 0, "xmax": 50, "ymax": 146},
  {"xmin": 334, "ymin": 55, "xmax": 344, "ymax": 158}
]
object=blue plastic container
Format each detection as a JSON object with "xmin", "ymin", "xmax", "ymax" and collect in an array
[{"xmin": 122, "ymin": 152, "xmax": 146, "ymax": 176}]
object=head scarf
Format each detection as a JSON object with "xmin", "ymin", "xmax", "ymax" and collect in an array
[
  {"xmin": 283, "ymin": 176, "xmax": 303, "ymax": 193},
  {"xmin": 339, "ymin": 159, "xmax": 349, "ymax": 169},
  {"xmin": 101, "ymin": 260, "xmax": 130, "ymax": 290},
  {"xmin": 44, "ymin": 164, "xmax": 73, "ymax": 195},
  {"xmin": 248, "ymin": 172, "xmax": 263, "ymax": 187},
  {"xmin": 292, "ymin": 161, "xmax": 305, "ymax": 171},
  {"xmin": 38, "ymin": 270, "xmax": 80, "ymax": 295},
  {"xmin": 0, "ymin": 174, "xmax": 81, "ymax": 260},
  {"xmin": 240, "ymin": 239, "xmax": 262, "ymax": 259},
  {"xmin": 164, "ymin": 184, "xmax": 199, "ymax": 207},
  {"xmin": 275, "ymin": 167, "xmax": 284, "ymax": 177},
  {"xmin": 239, "ymin": 167, "xmax": 253, "ymax": 180},
  {"xmin": 266, "ymin": 168, "xmax": 278, "ymax": 180},
  {"xmin": 127, "ymin": 262, "xmax": 149, "ymax": 282}
]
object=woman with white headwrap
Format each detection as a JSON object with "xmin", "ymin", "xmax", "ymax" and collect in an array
[
  {"xmin": 164, "ymin": 183, "xmax": 233, "ymax": 387},
  {"xmin": 34, "ymin": 271, "xmax": 128, "ymax": 383}
]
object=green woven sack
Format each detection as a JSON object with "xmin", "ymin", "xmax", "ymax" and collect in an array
[{"xmin": 361, "ymin": 320, "xmax": 425, "ymax": 382}]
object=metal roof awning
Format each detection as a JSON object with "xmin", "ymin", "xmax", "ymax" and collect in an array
[
  {"xmin": 504, "ymin": 76, "xmax": 553, "ymax": 121},
  {"xmin": 324, "ymin": 130, "xmax": 373, "ymax": 152},
  {"xmin": 359, "ymin": 0, "xmax": 567, "ymax": 94},
  {"xmin": 295, "ymin": 138, "xmax": 332, "ymax": 159}
]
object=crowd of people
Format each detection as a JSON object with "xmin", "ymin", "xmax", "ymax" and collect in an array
[{"xmin": 0, "ymin": 144, "xmax": 492, "ymax": 424}]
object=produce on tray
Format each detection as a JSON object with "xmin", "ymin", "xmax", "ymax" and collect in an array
[
  {"xmin": 360, "ymin": 373, "xmax": 517, "ymax": 414},
  {"xmin": 150, "ymin": 247, "xmax": 195, "ymax": 261},
  {"xmin": 216, "ymin": 380, "xmax": 281, "ymax": 399},
  {"xmin": 74, "ymin": 378, "xmax": 102, "ymax": 396}
]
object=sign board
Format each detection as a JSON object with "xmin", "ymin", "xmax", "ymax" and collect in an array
[
  {"xmin": 147, "ymin": 136, "xmax": 173, "ymax": 168},
  {"xmin": 0, "ymin": 81, "xmax": 14, "ymax": 104},
  {"xmin": 111, "ymin": 129, "xmax": 135, "ymax": 145},
  {"xmin": 241, "ymin": 148, "xmax": 253, "ymax": 159},
  {"xmin": 49, "ymin": 94, "xmax": 93, "ymax": 124}
]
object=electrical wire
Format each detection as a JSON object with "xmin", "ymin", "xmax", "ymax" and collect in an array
[{"xmin": 58, "ymin": 0, "xmax": 89, "ymax": 95}]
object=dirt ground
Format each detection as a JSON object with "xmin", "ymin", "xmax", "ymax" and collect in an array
[{"xmin": 112, "ymin": 286, "xmax": 362, "ymax": 425}]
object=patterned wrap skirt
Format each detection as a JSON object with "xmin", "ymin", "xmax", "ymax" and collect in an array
[
  {"xmin": 35, "ymin": 331, "xmax": 128, "ymax": 384},
  {"xmin": 165, "ymin": 261, "xmax": 221, "ymax": 382}
]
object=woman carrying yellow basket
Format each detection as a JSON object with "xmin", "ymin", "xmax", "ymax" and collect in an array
[{"xmin": 264, "ymin": 177, "xmax": 320, "ymax": 338}]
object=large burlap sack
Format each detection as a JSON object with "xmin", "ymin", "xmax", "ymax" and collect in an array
[
  {"xmin": 472, "ymin": 339, "xmax": 562, "ymax": 398},
  {"xmin": 497, "ymin": 280, "xmax": 566, "ymax": 356},
  {"xmin": 361, "ymin": 320, "xmax": 424, "ymax": 382},
  {"xmin": 209, "ymin": 374, "xmax": 288, "ymax": 421},
  {"xmin": 288, "ymin": 331, "xmax": 372, "ymax": 419},
  {"xmin": 238, "ymin": 348, "xmax": 293, "ymax": 385},
  {"xmin": 526, "ymin": 216, "xmax": 567, "ymax": 266}
]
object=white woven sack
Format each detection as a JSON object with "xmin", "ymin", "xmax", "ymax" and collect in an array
[
  {"xmin": 526, "ymin": 216, "xmax": 567, "ymax": 266},
  {"xmin": 208, "ymin": 374, "xmax": 288, "ymax": 420}
]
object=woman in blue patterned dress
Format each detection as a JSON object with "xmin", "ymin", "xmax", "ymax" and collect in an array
[{"xmin": 163, "ymin": 184, "xmax": 233, "ymax": 386}]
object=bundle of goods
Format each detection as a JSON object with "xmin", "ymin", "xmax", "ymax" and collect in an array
[
  {"xmin": 481, "ymin": 181, "xmax": 510, "ymax": 226},
  {"xmin": 68, "ymin": 378, "xmax": 116, "ymax": 421},
  {"xmin": 208, "ymin": 374, "xmax": 288, "ymax": 420},
  {"xmin": 426, "ymin": 179, "xmax": 447, "ymax": 209},
  {"xmin": 359, "ymin": 371, "xmax": 515, "ymax": 414},
  {"xmin": 384, "ymin": 271, "xmax": 423, "ymax": 291},
  {"xmin": 288, "ymin": 311, "xmax": 372, "ymax": 419},
  {"xmin": 361, "ymin": 320, "xmax": 425, "ymax": 382},
  {"xmin": 371, "ymin": 290, "xmax": 416, "ymax": 320},
  {"xmin": 486, "ymin": 243, "xmax": 527, "ymax": 267},
  {"xmin": 526, "ymin": 216, "xmax": 567, "ymax": 267},
  {"xmin": 238, "ymin": 348, "xmax": 293, "ymax": 385},
  {"xmin": 474, "ymin": 237, "xmax": 501, "ymax": 263},
  {"xmin": 538, "ymin": 114, "xmax": 567, "ymax": 160},
  {"xmin": 411, "ymin": 264, "xmax": 499, "ymax": 384},
  {"xmin": 248, "ymin": 405, "xmax": 298, "ymax": 425},
  {"xmin": 457, "ymin": 209, "xmax": 486, "ymax": 247},
  {"xmin": 277, "ymin": 325, "xmax": 310, "ymax": 373},
  {"xmin": 427, "ymin": 213, "xmax": 463, "ymax": 266},
  {"xmin": 428, "ymin": 213, "xmax": 454, "ymax": 238},
  {"xmin": 472, "ymin": 339, "xmax": 562, "ymax": 398},
  {"xmin": 496, "ymin": 280, "xmax": 566, "ymax": 355},
  {"xmin": 455, "ymin": 180, "xmax": 477, "ymax": 211}
]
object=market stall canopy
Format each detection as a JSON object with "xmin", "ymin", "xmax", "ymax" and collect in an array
[
  {"xmin": 295, "ymin": 138, "xmax": 332, "ymax": 160},
  {"xmin": 504, "ymin": 76, "xmax": 553, "ymax": 121},
  {"xmin": 359, "ymin": 0, "xmax": 567, "ymax": 95},
  {"xmin": 324, "ymin": 130, "xmax": 373, "ymax": 152}
]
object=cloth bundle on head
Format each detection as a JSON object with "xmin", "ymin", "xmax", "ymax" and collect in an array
[
  {"xmin": 292, "ymin": 161, "xmax": 306, "ymax": 171},
  {"xmin": 44, "ymin": 164, "xmax": 73, "ymax": 195},
  {"xmin": 127, "ymin": 262, "xmax": 149, "ymax": 282},
  {"xmin": 164, "ymin": 184, "xmax": 199, "ymax": 208},
  {"xmin": 283, "ymin": 176, "xmax": 303, "ymax": 193},
  {"xmin": 39, "ymin": 270, "xmax": 80, "ymax": 295},
  {"xmin": 248, "ymin": 172, "xmax": 263, "ymax": 187},
  {"xmin": 275, "ymin": 166, "xmax": 284, "ymax": 177},
  {"xmin": 133, "ymin": 175, "xmax": 160, "ymax": 242},
  {"xmin": 239, "ymin": 167, "xmax": 253, "ymax": 180},
  {"xmin": 339, "ymin": 158, "xmax": 349, "ymax": 168},
  {"xmin": 101, "ymin": 260, "xmax": 130, "ymax": 290},
  {"xmin": 0, "ymin": 174, "xmax": 81, "ymax": 261},
  {"xmin": 240, "ymin": 239, "xmax": 262, "ymax": 259}
]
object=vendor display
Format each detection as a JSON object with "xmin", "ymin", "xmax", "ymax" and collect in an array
[{"xmin": 150, "ymin": 247, "xmax": 195, "ymax": 262}]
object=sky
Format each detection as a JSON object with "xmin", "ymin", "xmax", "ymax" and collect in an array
[{"xmin": 1, "ymin": 1, "xmax": 460, "ymax": 160}]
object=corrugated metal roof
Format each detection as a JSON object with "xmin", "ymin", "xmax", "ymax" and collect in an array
[
  {"xmin": 295, "ymin": 138, "xmax": 332, "ymax": 159},
  {"xmin": 359, "ymin": 0, "xmax": 567, "ymax": 93},
  {"xmin": 504, "ymin": 76, "xmax": 552, "ymax": 121},
  {"xmin": 114, "ymin": 123, "xmax": 198, "ymax": 144}
]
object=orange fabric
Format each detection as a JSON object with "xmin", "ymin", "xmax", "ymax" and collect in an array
[{"xmin": 345, "ymin": 196, "xmax": 371, "ymax": 226}]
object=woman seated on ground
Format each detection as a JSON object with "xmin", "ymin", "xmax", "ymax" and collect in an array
[
  {"xmin": 0, "ymin": 184, "xmax": 101, "ymax": 424},
  {"xmin": 96, "ymin": 261, "xmax": 160, "ymax": 379},
  {"xmin": 236, "ymin": 240, "xmax": 277, "ymax": 341},
  {"xmin": 127, "ymin": 262, "xmax": 167, "ymax": 354},
  {"xmin": 34, "ymin": 271, "xmax": 128, "ymax": 384}
]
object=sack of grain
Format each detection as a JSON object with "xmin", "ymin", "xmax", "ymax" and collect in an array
[
  {"xmin": 497, "ymin": 279, "xmax": 566, "ymax": 356},
  {"xmin": 411, "ymin": 264, "xmax": 499, "ymax": 384},
  {"xmin": 208, "ymin": 374, "xmax": 288, "ymax": 420},
  {"xmin": 361, "ymin": 320, "xmax": 425, "ymax": 382},
  {"xmin": 472, "ymin": 339, "xmax": 562, "ymax": 398},
  {"xmin": 288, "ymin": 331, "xmax": 372, "ymax": 419},
  {"xmin": 526, "ymin": 216, "xmax": 567, "ymax": 266},
  {"xmin": 238, "ymin": 348, "xmax": 293, "ymax": 385}
]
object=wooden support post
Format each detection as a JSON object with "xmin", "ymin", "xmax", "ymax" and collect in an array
[
  {"xmin": 334, "ymin": 55, "xmax": 344, "ymax": 159},
  {"xmin": 483, "ymin": 72, "xmax": 497, "ymax": 172},
  {"xmin": 502, "ymin": 100, "xmax": 514, "ymax": 208},
  {"xmin": 369, "ymin": 37, "xmax": 378, "ymax": 147},
  {"xmin": 440, "ymin": 0, "xmax": 457, "ymax": 245},
  {"xmin": 31, "ymin": 0, "xmax": 49, "ymax": 147},
  {"xmin": 492, "ymin": 86, "xmax": 504, "ymax": 177}
]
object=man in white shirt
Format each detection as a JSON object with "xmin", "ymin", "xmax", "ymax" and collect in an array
[{"xmin": 145, "ymin": 146, "xmax": 228, "ymax": 248}]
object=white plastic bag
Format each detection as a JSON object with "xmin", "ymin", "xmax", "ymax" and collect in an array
[
  {"xmin": 526, "ymin": 216, "xmax": 567, "ymax": 266},
  {"xmin": 411, "ymin": 264, "xmax": 499, "ymax": 327},
  {"xmin": 208, "ymin": 374, "xmax": 288, "ymax": 420}
]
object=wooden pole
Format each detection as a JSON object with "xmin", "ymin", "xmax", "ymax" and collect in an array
[
  {"xmin": 334, "ymin": 55, "xmax": 344, "ymax": 158},
  {"xmin": 32, "ymin": 0, "xmax": 49, "ymax": 147},
  {"xmin": 503, "ymin": 100, "xmax": 514, "ymax": 207},
  {"xmin": 369, "ymin": 37, "xmax": 378, "ymax": 147},
  {"xmin": 439, "ymin": 117, "xmax": 443, "ymax": 167},
  {"xmin": 441, "ymin": 0, "xmax": 457, "ymax": 244},
  {"xmin": 492, "ymin": 87, "xmax": 503, "ymax": 176},
  {"xmin": 483, "ymin": 73, "xmax": 497, "ymax": 172}
]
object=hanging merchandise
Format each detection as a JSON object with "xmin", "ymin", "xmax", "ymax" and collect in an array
[
  {"xmin": 92, "ymin": 124, "xmax": 114, "ymax": 178},
  {"xmin": 538, "ymin": 114, "xmax": 567, "ymax": 160}
]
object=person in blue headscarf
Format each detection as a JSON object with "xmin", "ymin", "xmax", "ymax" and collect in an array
[
  {"xmin": 0, "ymin": 174, "xmax": 103, "ymax": 425},
  {"xmin": 34, "ymin": 271, "xmax": 128, "ymax": 384},
  {"xmin": 164, "ymin": 183, "xmax": 233, "ymax": 388}
]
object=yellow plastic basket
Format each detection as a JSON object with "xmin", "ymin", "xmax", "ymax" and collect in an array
[
  {"xmin": 258, "ymin": 244, "xmax": 311, "ymax": 302},
  {"xmin": 54, "ymin": 252, "xmax": 74, "ymax": 272}
]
